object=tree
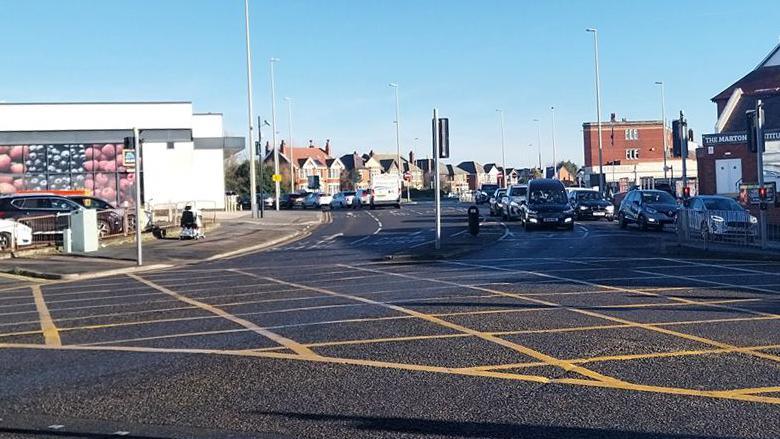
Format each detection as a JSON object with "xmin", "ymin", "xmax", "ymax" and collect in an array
[
  {"xmin": 224, "ymin": 159, "xmax": 286, "ymax": 197},
  {"xmin": 556, "ymin": 160, "xmax": 579, "ymax": 177},
  {"xmin": 530, "ymin": 167, "xmax": 543, "ymax": 179}
]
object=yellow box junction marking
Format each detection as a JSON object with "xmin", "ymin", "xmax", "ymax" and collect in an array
[{"xmin": 31, "ymin": 285, "xmax": 60, "ymax": 347}]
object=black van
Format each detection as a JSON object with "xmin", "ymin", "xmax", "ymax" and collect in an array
[{"xmin": 522, "ymin": 179, "xmax": 575, "ymax": 230}]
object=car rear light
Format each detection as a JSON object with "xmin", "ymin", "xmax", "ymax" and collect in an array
[{"xmin": 0, "ymin": 212, "xmax": 6, "ymax": 218}]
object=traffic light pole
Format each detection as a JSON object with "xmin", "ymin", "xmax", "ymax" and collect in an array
[
  {"xmin": 258, "ymin": 116, "xmax": 264, "ymax": 219},
  {"xmin": 680, "ymin": 111, "xmax": 688, "ymax": 195},
  {"xmin": 133, "ymin": 127, "xmax": 142, "ymax": 266},
  {"xmin": 433, "ymin": 108, "xmax": 441, "ymax": 251},
  {"xmin": 756, "ymin": 100, "xmax": 767, "ymax": 249}
]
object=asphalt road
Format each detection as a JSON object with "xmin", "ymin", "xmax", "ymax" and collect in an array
[{"xmin": 1, "ymin": 200, "xmax": 779, "ymax": 438}]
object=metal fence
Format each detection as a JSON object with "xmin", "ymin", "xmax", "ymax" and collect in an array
[{"xmin": 677, "ymin": 208, "xmax": 780, "ymax": 251}]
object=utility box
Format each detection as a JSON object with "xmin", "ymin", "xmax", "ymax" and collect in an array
[{"xmin": 69, "ymin": 209, "xmax": 99, "ymax": 253}]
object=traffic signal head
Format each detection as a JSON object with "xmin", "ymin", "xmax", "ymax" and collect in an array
[
  {"xmin": 672, "ymin": 120, "xmax": 681, "ymax": 157},
  {"xmin": 746, "ymin": 110, "xmax": 757, "ymax": 153},
  {"xmin": 683, "ymin": 186, "xmax": 691, "ymax": 199},
  {"xmin": 758, "ymin": 186, "xmax": 768, "ymax": 200},
  {"xmin": 123, "ymin": 136, "xmax": 135, "ymax": 150}
]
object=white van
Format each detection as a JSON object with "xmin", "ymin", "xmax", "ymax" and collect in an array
[{"xmin": 370, "ymin": 174, "xmax": 401, "ymax": 209}]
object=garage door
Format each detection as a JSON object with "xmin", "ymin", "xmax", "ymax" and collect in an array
[{"xmin": 715, "ymin": 158, "xmax": 742, "ymax": 194}]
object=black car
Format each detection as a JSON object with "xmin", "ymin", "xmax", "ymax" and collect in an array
[
  {"xmin": 281, "ymin": 192, "xmax": 308, "ymax": 209},
  {"xmin": 0, "ymin": 194, "xmax": 82, "ymax": 220},
  {"xmin": 522, "ymin": 179, "xmax": 575, "ymax": 230},
  {"xmin": 476, "ymin": 184, "xmax": 499, "ymax": 204},
  {"xmin": 568, "ymin": 189, "xmax": 614, "ymax": 221},
  {"xmin": 68, "ymin": 195, "xmax": 126, "ymax": 236},
  {"xmin": 617, "ymin": 189, "xmax": 678, "ymax": 231}
]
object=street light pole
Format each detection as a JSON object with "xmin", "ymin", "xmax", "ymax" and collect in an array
[
  {"xmin": 551, "ymin": 106, "xmax": 558, "ymax": 179},
  {"xmin": 269, "ymin": 57, "xmax": 280, "ymax": 211},
  {"xmin": 496, "ymin": 109, "xmax": 506, "ymax": 188},
  {"xmin": 243, "ymin": 0, "xmax": 258, "ymax": 219},
  {"xmin": 533, "ymin": 118, "xmax": 542, "ymax": 171},
  {"xmin": 284, "ymin": 97, "xmax": 294, "ymax": 193},
  {"xmin": 586, "ymin": 28, "xmax": 604, "ymax": 196},
  {"xmin": 389, "ymin": 83, "xmax": 401, "ymax": 196},
  {"xmin": 655, "ymin": 81, "xmax": 669, "ymax": 182}
]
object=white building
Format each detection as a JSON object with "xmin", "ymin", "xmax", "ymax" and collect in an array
[{"xmin": 0, "ymin": 102, "xmax": 242, "ymax": 209}]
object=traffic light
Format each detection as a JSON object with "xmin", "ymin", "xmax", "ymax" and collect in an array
[
  {"xmin": 746, "ymin": 110, "xmax": 764, "ymax": 153},
  {"xmin": 438, "ymin": 118, "xmax": 450, "ymax": 158},
  {"xmin": 672, "ymin": 120, "xmax": 683, "ymax": 157},
  {"xmin": 683, "ymin": 186, "xmax": 691, "ymax": 199},
  {"xmin": 758, "ymin": 186, "xmax": 768, "ymax": 211},
  {"xmin": 123, "ymin": 136, "xmax": 136, "ymax": 150}
]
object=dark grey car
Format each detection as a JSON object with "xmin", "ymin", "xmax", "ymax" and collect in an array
[{"xmin": 618, "ymin": 190, "xmax": 678, "ymax": 231}]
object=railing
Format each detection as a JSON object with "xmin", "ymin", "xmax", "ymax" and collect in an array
[
  {"xmin": 15, "ymin": 213, "xmax": 70, "ymax": 247},
  {"xmin": 677, "ymin": 208, "xmax": 779, "ymax": 251}
]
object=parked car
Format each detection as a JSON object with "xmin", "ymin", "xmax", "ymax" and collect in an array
[
  {"xmin": 370, "ymin": 174, "xmax": 401, "ymax": 209},
  {"xmin": 68, "ymin": 195, "xmax": 126, "ymax": 237},
  {"xmin": 0, "ymin": 194, "xmax": 83, "ymax": 219},
  {"xmin": 502, "ymin": 184, "xmax": 528, "ymax": 221},
  {"xmin": 303, "ymin": 192, "xmax": 333, "ymax": 209},
  {"xmin": 568, "ymin": 189, "xmax": 614, "ymax": 221},
  {"xmin": 522, "ymin": 179, "xmax": 575, "ymax": 230},
  {"xmin": 686, "ymin": 195, "xmax": 758, "ymax": 240},
  {"xmin": 617, "ymin": 189, "xmax": 678, "ymax": 231},
  {"xmin": 280, "ymin": 192, "xmax": 308, "ymax": 209},
  {"xmin": 489, "ymin": 188, "xmax": 507, "ymax": 217},
  {"xmin": 476, "ymin": 184, "xmax": 499, "ymax": 204},
  {"xmin": 354, "ymin": 189, "xmax": 373, "ymax": 209},
  {"xmin": 0, "ymin": 219, "xmax": 33, "ymax": 250},
  {"xmin": 332, "ymin": 191, "xmax": 356, "ymax": 208}
]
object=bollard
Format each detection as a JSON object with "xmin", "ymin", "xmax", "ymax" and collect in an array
[{"xmin": 468, "ymin": 206, "xmax": 480, "ymax": 236}]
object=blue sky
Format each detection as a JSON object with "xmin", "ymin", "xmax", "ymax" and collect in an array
[{"xmin": 1, "ymin": 0, "xmax": 779, "ymax": 168}]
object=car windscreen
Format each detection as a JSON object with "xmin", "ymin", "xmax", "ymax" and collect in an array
[
  {"xmin": 508, "ymin": 187, "xmax": 526, "ymax": 196},
  {"xmin": 495, "ymin": 190, "xmax": 506, "ymax": 197},
  {"xmin": 702, "ymin": 198, "xmax": 742, "ymax": 211},
  {"xmin": 482, "ymin": 185, "xmax": 498, "ymax": 193},
  {"xmin": 576, "ymin": 191, "xmax": 604, "ymax": 201},
  {"xmin": 642, "ymin": 192, "xmax": 675, "ymax": 204},
  {"xmin": 344, "ymin": 192, "xmax": 356, "ymax": 196},
  {"xmin": 529, "ymin": 188, "xmax": 567, "ymax": 204}
]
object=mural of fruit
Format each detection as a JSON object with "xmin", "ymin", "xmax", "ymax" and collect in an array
[
  {"xmin": 0, "ymin": 154, "xmax": 10, "ymax": 172},
  {"xmin": 0, "ymin": 182, "xmax": 15, "ymax": 194},
  {"xmin": 10, "ymin": 163, "xmax": 24, "ymax": 174}
]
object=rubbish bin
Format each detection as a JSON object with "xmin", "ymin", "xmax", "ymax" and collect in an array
[{"xmin": 468, "ymin": 206, "xmax": 480, "ymax": 236}]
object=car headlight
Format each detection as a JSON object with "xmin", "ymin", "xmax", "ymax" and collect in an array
[
  {"xmin": 579, "ymin": 206, "xmax": 588, "ymax": 210},
  {"xmin": 526, "ymin": 209, "xmax": 538, "ymax": 215},
  {"xmin": 645, "ymin": 207, "xmax": 657, "ymax": 214},
  {"xmin": 606, "ymin": 205, "xmax": 614, "ymax": 212},
  {"xmin": 510, "ymin": 201, "xmax": 519, "ymax": 207},
  {"xmin": 750, "ymin": 215, "xmax": 758, "ymax": 224},
  {"xmin": 710, "ymin": 215, "xmax": 724, "ymax": 222}
]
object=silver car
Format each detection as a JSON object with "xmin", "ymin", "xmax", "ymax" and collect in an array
[
  {"xmin": 686, "ymin": 195, "xmax": 757, "ymax": 240},
  {"xmin": 502, "ymin": 184, "xmax": 528, "ymax": 221}
]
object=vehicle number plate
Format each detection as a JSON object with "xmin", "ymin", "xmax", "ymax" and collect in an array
[
  {"xmin": 543, "ymin": 217, "xmax": 558, "ymax": 223},
  {"xmin": 593, "ymin": 211, "xmax": 605, "ymax": 216}
]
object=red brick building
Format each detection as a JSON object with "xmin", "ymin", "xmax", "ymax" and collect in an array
[
  {"xmin": 697, "ymin": 42, "xmax": 780, "ymax": 223},
  {"xmin": 582, "ymin": 114, "xmax": 696, "ymax": 191}
]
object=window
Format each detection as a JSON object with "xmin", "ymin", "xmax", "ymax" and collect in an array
[
  {"xmin": 329, "ymin": 168, "xmax": 339, "ymax": 179},
  {"xmin": 50, "ymin": 198, "xmax": 78, "ymax": 210},
  {"xmin": 624, "ymin": 128, "xmax": 639, "ymax": 140},
  {"xmin": 625, "ymin": 149, "xmax": 640, "ymax": 160}
]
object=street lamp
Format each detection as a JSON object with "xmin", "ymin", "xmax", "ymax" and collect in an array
[
  {"xmin": 242, "ymin": 0, "xmax": 258, "ymax": 219},
  {"xmin": 496, "ymin": 109, "xmax": 507, "ymax": 188},
  {"xmin": 532, "ymin": 118, "xmax": 542, "ymax": 172},
  {"xmin": 586, "ymin": 27, "xmax": 605, "ymax": 196},
  {"xmin": 655, "ymin": 81, "xmax": 669, "ymax": 182},
  {"xmin": 269, "ymin": 57, "xmax": 280, "ymax": 210},
  {"xmin": 284, "ymin": 97, "xmax": 294, "ymax": 193},
  {"xmin": 550, "ymin": 106, "xmax": 557, "ymax": 179},
  {"xmin": 389, "ymin": 83, "xmax": 401, "ymax": 193}
]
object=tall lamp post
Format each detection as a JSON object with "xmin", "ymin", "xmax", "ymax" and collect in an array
[
  {"xmin": 242, "ymin": 0, "xmax": 258, "ymax": 218},
  {"xmin": 586, "ymin": 28, "xmax": 604, "ymax": 196},
  {"xmin": 533, "ymin": 118, "xmax": 542, "ymax": 171},
  {"xmin": 269, "ymin": 57, "xmax": 280, "ymax": 210},
  {"xmin": 655, "ymin": 81, "xmax": 669, "ymax": 182},
  {"xmin": 496, "ymin": 109, "xmax": 507, "ymax": 188},
  {"xmin": 551, "ymin": 106, "xmax": 558, "ymax": 179},
  {"xmin": 284, "ymin": 97, "xmax": 294, "ymax": 193},
  {"xmin": 389, "ymin": 83, "xmax": 402, "ymax": 194}
]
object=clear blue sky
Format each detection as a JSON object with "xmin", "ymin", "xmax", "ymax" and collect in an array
[{"xmin": 2, "ymin": 0, "xmax": 779, "ymax": 168}]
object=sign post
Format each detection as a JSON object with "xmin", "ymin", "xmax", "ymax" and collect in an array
[
  {"xmin": 132, "ymin": 127, "xmax": 142, "ymax": 266},
  {"xmin": 755, "ymin": 100, "xmax": 767, "ymax": 249}
]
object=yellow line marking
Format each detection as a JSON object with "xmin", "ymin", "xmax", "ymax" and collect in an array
[
  {"xmin": 234, "ymin": 269, "xmax": 624, "ymax": 385},
  {"xmin": 717, "ymin": 386, "xmax": 780, "ymax": 396},
  {"xmin": 127, "ymin": 274, "xmax": 316, "ymax": 357},
  {"xmin": 1, "ymin": 341, "xmax": 779, "ymax": 405},
  {"xmin": 30, "ymin": 285, "xmax": 60, "ymax": 347}
]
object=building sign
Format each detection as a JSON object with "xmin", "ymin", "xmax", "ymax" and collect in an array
[
  {"xmin": 738, "ymin": 182, "xmax": 776, "ymax": 205},
  {"xmin": 702, "ymin": 130, "xmax": 780, "ymax": 146},
  {"xmin": 122, "ymin": 150, "xmax": 136, "ymax": 168}
]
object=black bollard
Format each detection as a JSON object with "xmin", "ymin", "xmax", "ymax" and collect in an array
[{"xmin": 468, "ymin": 206, "xmax": 480, "ymax": 236}]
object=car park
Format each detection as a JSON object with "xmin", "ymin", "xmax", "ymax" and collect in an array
[
  {"xmin": 568, "ymin": 189, "xmax": 614, "ymax": 221},
  {"xmin": 502, "ymin": 184, "xmax": 527, "ymax": 221},
  {"xmin": 618, "ymin": 189, "xmax": 678, "ymax": 231},
  {"xmin": 685, "ymin": 195, "xmax": 758, "ymax": 240},
  {"xmin": 332, "ymin": 191, "xmax": 356, "ymax": 208},
  {"xmin": 522, "ymin": 179, "xmax": 575, "ymax": 230},
  {"xmin": 476, "ymin": 184, "xmax": 499, "ymax": 204},
  {"xmin": 489, "ymin": 188, "xmax": 507, "ymax": 217},
  {"xmin": 0, "ymin": 219, "xmax": 33, "ymax": 250}
]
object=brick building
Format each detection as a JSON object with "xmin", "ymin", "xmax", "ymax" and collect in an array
[
  {"xmin": 697, "ymin": 42, "xmax": 780, "ymax": 223},
  {"xmin": 582, "ymin": 114, "xmax": 696, "ymax": 192}
]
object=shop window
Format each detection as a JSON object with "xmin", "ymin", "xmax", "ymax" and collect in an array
[{"xmin": 625, "ymin": 149, "xmax": 640, "ymax": 160}]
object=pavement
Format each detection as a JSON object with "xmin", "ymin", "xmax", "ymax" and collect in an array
[
  {"xmin": 0, "ymin": 201, "xmax": 779, "ymax": 438},
  {"xmin": 0, "ymin": 209, "xmax": 323, "ymax": 279}
]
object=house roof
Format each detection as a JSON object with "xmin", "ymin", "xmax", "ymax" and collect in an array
[
  {"xmin": 443, "ymin": 164, "xmax": 468, "ymax": 176},
  {"xmin": 368, "ymin": 152, "xmax": 421, "ymax": 173},
  {"xmin": 339, "ymin": 153, "xmax": 366, "ymax": 171},
  {"xmin": 483, "ymin": 163, "xmax": 499, "ymax": 173},
  {"xmin": 457, "ymin": 161, "xmax": 483, "ymax": 174},
  {"xmin": 282, "ymin": 144, "xmax": 331, "ymax": 163},
  {"xmin": 712, "ymin": 65, "xmax": 780, "ymax": 102}
]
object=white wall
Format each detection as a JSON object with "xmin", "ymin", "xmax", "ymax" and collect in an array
[{"xmin": 0, "ymin": 102, "xmax": 193, "ymax": 131}]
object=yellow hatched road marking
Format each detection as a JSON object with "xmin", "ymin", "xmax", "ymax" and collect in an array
[
  {"xmin": 128, "ymin": 274, "xmax": 316, "ymax": 357},
  {"xmin": 31, "ymin": 285, "xmax": 60, "ymax": 346}
]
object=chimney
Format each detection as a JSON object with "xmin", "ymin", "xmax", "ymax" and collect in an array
[
  {"xmin": 325, "ymin": 139, "xmax": 331, "ymax": 156},
  {"xmin": 610, "ymin": 113, "xmax": 616, "ymax": 122},
  {"xmin": 280, "ymin": 140, "xmax": 286, "ymax": 156},
  {"xmin": 265, "ymin": 141, "xmax": 270, "ymax": 155},
  {"xmin": 409, "ymin": 150, "xmax": 415, "ymax": 164},
  {"xmin": 309, "ymin": 139, "xmax": 314, "ymax": 148}
]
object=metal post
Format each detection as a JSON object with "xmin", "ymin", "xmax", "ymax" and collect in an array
[
  {"xmin": 133, "ymin": 127, "xmax": 142, "ymax": 266},
  {"xmin": 243, "ymin": 0, "xmax": 258, "ymax": 219},
  {"xmin": 390, "ymin": 83, "xmax": 402, "ymax": 200},
  {"xmin": 756, "ymin": 100, "xmax": 768, "ymax": 249},
  {"xmin": 258, "ymin": 116, "xmax": 265, "ymax": 218},
  {"xmin": 587, "ymin": 28, "xmax": 604, "ymax": 195},
  {"xmin": 534, "ymin": 119, "xmax": 542, "ymax": 171},
  {"xmin": 270, "ymin": 57, "xmax": 280, "ymax": 210},
  {"xmin": 551, "ymin": 106, "xmax": 557, "ymax": 179},
  {"xmin": 656, "ymin": 81, "xmax": 668, "ymax": 182},
  {"xmin": 497, "ymin": 109, "xmax": 506, "ymax": 188},
  {"xmin": 433, "ymin": 108, "xmax": 441, "ymax": 250},
  {"xmin": 680, "ymin": 111, "xmax": 688, "ymax": 191},
  {"xmin": 285, "ymin": 97, "xmax": 294, "ymax": 193}
]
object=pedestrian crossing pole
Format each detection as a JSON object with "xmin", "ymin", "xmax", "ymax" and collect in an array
[{"xmin": 433, "ymin": 108, "xmax": 441, "ymax": 250}]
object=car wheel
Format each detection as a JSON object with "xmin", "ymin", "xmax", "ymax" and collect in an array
[
  {"xmin": 97, "ymin": 220, "xmax": 110, "ymax": 238},
  {"xmin": 524, "ymin": 218, "xmax": 533, "ymax": 231},
  {"xmin": 0, "ymin": 232, "xmax": 11, "ymax": 251},
  {"xmin": 618, "ymin": 212, "xmax": 627, "ymax": 229},
  {"xmin": 370, "ymin": 203, "xmax": 375, "ymax": 210},
  {"xmin": 639, "ymin": 215, "xmax": 649, "ymax": 231}
]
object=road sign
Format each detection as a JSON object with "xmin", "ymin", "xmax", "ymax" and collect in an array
[
  {"xmin": 403, "ymin": 171, "xmax": 412, "ymax": 182},
  {"xmin": 122, "ymin": 150, "xmax": 136, "ymax": 168},
  {"xmin": 272, "ymin": 174, "xmax": 282, "ymax": 183}
]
